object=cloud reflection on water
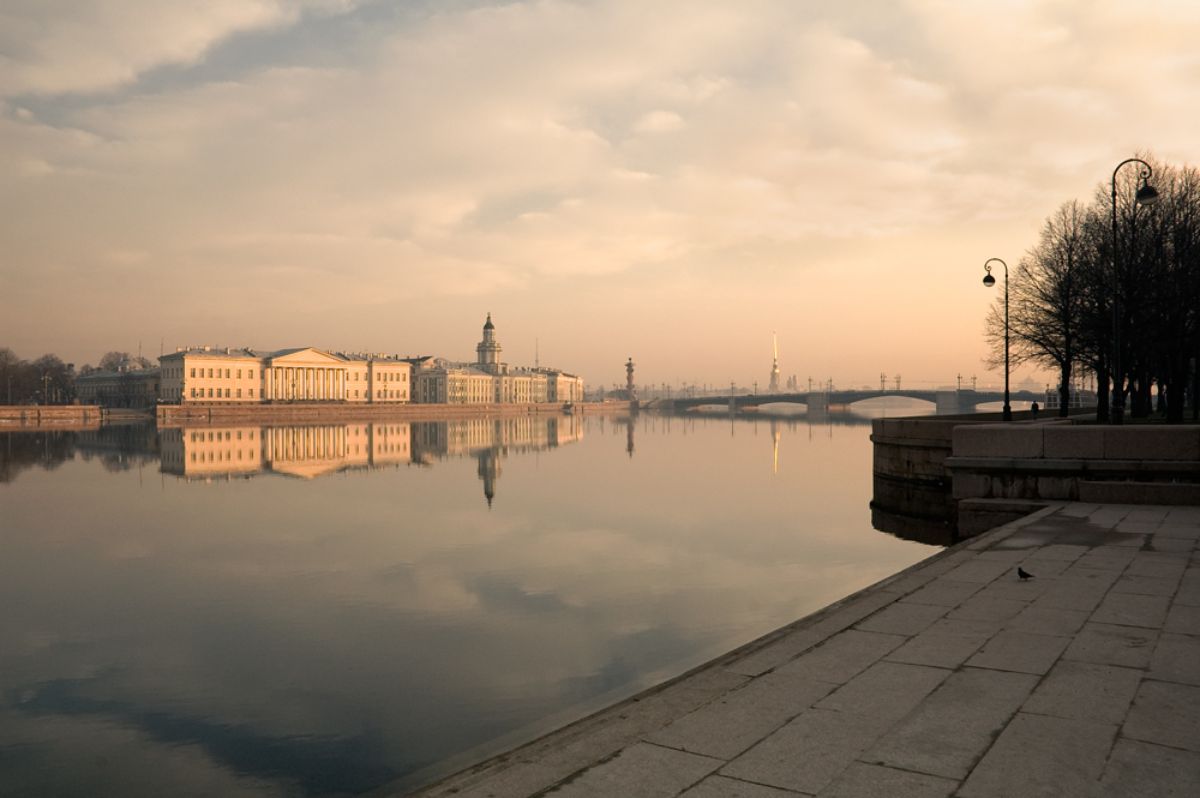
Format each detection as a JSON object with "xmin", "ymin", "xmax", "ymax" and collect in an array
[{"xmin": 0, "ymin": 412, "xmax": 936, "ymax": 795}]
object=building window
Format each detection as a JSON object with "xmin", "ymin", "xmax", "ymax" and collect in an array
[
  {"xmin": 237, "ymin": 369, "xmax": 242, "ymax": 378},
  {"xmin": 208, "ymin": 388, "xmax": 213, "ymax": 397},
  {"xmin": 249, "ymin": 369, "xmax": 254, "ymax": 379},
  {"xmin": 237, "ymin": 389, "xmax": 242, "ymax": 398},
  {"xmin": 190, "ymin": 367, "xmax": 195, "ymax": 377},
  {"xmin": 249, "ymin": 388, "xmax": 254, "ymax": 397}
]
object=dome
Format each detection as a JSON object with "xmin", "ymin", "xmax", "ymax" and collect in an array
[{"xmin": 483, "ymin": 313, "xmax": 494, "ymax": 330}]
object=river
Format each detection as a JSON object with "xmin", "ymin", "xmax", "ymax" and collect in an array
[{"xmin": 0, "ymin": 408, "xmax": 938, "ymax": 796}]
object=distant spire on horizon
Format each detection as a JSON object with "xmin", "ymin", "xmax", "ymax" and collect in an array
[{"xmin": 768, "ymin": 331, "xmax": 781, "ymax": 393}]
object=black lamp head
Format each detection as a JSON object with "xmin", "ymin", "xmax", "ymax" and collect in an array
[
  {"xmin": 983, "ymin": 272, "xmax": 996, "ymax": 288},
  {"xmin": 1136, "ymin": 181, "xmax": 1159, "ymax": 205}
]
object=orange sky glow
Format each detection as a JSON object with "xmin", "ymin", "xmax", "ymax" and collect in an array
[{"xmin": 3, "ymin": 0, "xmax": 1199, "ymax": 391}]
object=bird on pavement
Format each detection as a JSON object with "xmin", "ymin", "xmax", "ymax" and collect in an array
[{"xmin": 1017, "ymin": 566, "xmax": 1034, "ymax": 581}]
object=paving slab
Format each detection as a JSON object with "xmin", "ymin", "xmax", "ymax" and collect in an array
[
  {"xmin": 1164, "ymin": 602, "xmax": 1200, "ymax": 634},
  {"xmin": 1123, "ymin": 679, "xmax": 1200, "ymax": 752},
  {"xmin": 864, "ymin": 667, "xmax": 1036, "ymax": 780},
  {"xmin": 1098, "ymin": 738, "xmax": 1200, "ymax": 798},
  {"xmin": 1032, "ymin": 571, "xmax": 1115, "ymax": 612},
  {"xmin": 957, "ymin": 713, "xmax": 1116, "ymax": 798},
  {"xmin": 546, "ymin": 743, "xmax": 721, "ymax": 797},
  {"xmin": 678, "ymin": 775, "xmax": 805, "ymax": 797},
  {"xmin": 854, "ymin": 601, "xmax": 947, "ymax": 636},
  {"xmin": 813, "ymin": 661, "xmax": 949, "ymax": 722},
  {"xmin": 1021, "ymin": 660, "xmax": 1142, "ymax": 725},
  {"xmin": 720, "ymin": 708, "xmax": 892, "ymax": 795},
  {"xmin": 946, "ymin": 594, "xmax": 1028, "ymax": 623},
  {"xmin": 1090, "ymin": 591, "xmax": 1171, "ymax": 628},
  {"xmin": 897, "ymin": 578, "xmax": 982, "ymax": 608},
  {"xmin": 1127, "ymin": 552, "xmax": 1190, "ymax": 579},
  {"xmin": 819, "ymin": 762, "xmax": 956, "ymax": 798},
  {"xmin": 1062, "ymin": 621, "xmax": 1159, "ymax": 668},
  {"xmin": 1152, "ymin": 535, "xmax": 1197, "ymax": 553},
  {"xmin": 774, "ymin": 629, "xmax": 906, "ymax": 683},
  {"xmin": 647, "ymin": 672, "xmax": 835, "ymax": 760},
  {"xmin": 1004, "ymin": 605, "xmax": 1089, "ymax": 636},
  {"xmin": 1157, "ymin": 524, "xmax": 1200, "ymax": 540},
  {"xmin": 885, "ymin": 625, "xmax": 992, "ymax": 670},
  {"xmin": 941, "ymin": 558, "xmax": 1017, "ymax": 584},
  {"xmin": 1149, "ymin": 632, "xmax": 1200, "ymax": 686},
  {"xmin": 965, "ymin": 629, "xmax": 1071, "ymax": 675},
  {"xmin": 1112, "ymin": 572, "xmax": 1180, "ymax": 596}
]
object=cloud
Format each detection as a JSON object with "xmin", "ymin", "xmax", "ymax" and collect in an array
[
  {"xmin": 0, "ymin": 1, "xmax": 359, "ymax": 98},
  {"xmin": 3, "ymin": 0, "xmax": 1200, "ymax": 383}
]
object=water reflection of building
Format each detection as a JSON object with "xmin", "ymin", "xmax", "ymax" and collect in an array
[
  {"xmin": 160, "ymin": 416, "xmax": 583, "ymax": 501},
  {"xmin": 412, "ymin": 415, "xmax": 585, "ymax": 506},
  {"xmin": 159, "ymin": 422, "xmax": 412, "ymax": 480}
]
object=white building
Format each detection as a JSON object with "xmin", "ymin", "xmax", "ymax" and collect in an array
[{"xmin": 412, "ymin": 315, "xmax": 584, "ymax": 405}]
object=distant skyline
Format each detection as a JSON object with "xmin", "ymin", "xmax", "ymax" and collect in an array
[{"xmin": 3, "ymin": 0, "xmax": 1199, "ymax": 389}]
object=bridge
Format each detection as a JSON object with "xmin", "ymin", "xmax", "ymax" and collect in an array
[{"xmin": 663, "ymin": 389, "xmax": 1047, "ymax": 415}]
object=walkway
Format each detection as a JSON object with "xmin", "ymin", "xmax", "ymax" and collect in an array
[{"xmin": 406, "ymin": 502, "xmax": 1200, "ymax": 798}]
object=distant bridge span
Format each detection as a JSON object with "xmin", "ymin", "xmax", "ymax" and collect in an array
[{"xmin": 667, "ymin": 389, "xmax": 1045, "ymax": 414}]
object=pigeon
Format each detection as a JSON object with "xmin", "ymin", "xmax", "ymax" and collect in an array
[{"xmin": 1017, "ymin": 567, "xmax": 1034, "ymax": 581}]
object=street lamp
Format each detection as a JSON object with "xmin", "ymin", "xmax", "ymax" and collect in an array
[
  {"xmin": 1109, "ymin": 158, "xmax": 1159, "ymax": 425},
  {"xmin": 982, "ymin": 257, "xmax": 1012, "ymax": 421}
]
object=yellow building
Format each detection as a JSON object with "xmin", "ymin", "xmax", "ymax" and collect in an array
[
  {"xmin": 156, "ymin": 319, "xmax": 580, "ymax": 406},
  {"xmin": 158, "ymin": 346, "xmax": 411, "ymax": 404}
]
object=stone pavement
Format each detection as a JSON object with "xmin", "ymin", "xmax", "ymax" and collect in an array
[{"xmin": 407, "ymin": 503, "xmax": 1200, "ymax": 798}]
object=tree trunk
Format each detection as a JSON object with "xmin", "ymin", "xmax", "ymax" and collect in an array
[
  {"xmin": 1096, "ymin": 364, "xmax": 1110, "ymax": 422},
  {"xmin": 1185, "ymin": 352, "xmax": 1195, "ymax": 420},
  {"xmin": 1058, "ymin": 360, "xmax": 1071, "ymax": 418},
  {"xmin": 1168, "ymin": 378, "xmax": 1185, "ymax": 423}
]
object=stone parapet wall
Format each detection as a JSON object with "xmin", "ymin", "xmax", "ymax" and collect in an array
[{"xmin": 948, "ymin": 423, "xmax": 1200, "ymax": 504}]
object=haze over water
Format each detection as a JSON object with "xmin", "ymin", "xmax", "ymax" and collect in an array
[{"xmin": 0, "ymin": 409, "xmax": 935, "ymax": 795}]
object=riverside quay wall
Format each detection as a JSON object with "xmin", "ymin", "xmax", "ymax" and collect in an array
[
  {"xmin": 872, "ymin": 413, "xmax": 1200, "ymax": 539},
  {"xmin": 0, "ymin": 405, "xmax": 103, "ymax": 429},
  {"xmin": 156, "ymin": 400, "xmax": 631, "ymax": 426}
]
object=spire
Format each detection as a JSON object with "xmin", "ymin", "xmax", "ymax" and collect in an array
[
  {"xmin": 483, "ymin": 312, "xmax": 494, "ymax": 331},
  {"xmin": 768, "ymin": 331, "xmax": 781, "ymax": 393}
]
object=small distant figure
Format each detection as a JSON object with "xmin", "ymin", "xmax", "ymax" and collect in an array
[
  {"xmin": 1017, "ymin": 566, "xmax": 1035, "ymax": 581},
  {"xmin": 1030, "ymin": 401, "xmax": 1039, "ymax": 418}
]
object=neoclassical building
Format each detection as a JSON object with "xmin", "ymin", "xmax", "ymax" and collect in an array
[
  {"xmin": 154, "ymin": 317, "xmax": 582, "ymax": 406},
  {"xmin": 412, "ymin": 314, "xmax": 584, "ymax": 405},
  {"xmin": 158, "ymin": 347, "xmax": 411, "ymax": 404}
]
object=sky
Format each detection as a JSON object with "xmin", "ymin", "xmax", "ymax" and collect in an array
[{"xmin": 3, "ymin": 0, "xmax": 1199, "ymax": 392}]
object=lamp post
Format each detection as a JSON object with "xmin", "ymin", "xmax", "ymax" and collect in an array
[
  {"xmin": 1109, "ymin": 158, "xmax": 1159, "ymax": 425},
  {"xmin": 982, "ymin": 257, "xmax": 1012, "ymax": 421}
]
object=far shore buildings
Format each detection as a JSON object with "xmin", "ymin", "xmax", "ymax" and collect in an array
[{"xmin": 74, "ymin": 314, "xmax": 585, "ymax": 408}]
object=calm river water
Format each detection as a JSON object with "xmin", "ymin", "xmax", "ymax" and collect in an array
[{"xmin": 0, "ymin": 409, "xmax": 938, "ymax": 796}]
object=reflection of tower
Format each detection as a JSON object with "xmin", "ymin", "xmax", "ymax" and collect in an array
[
  {"xmin": 625, "ymin": 417, "xmax": 635, "ymax": 458},
  {"xmin": 476, "ymin": 447, "xmax": 501, "ymax": 508},
  {"xmin": 770, "ymin": 419, "xmax": 780, "ymax": 475},
  {"xmin": 768, "ymin": 332, "xmax": 780, "ymax": 393},
  {"xmin": 476, "ymin": 313, "xmax": 502, "ymax": 374},
  {"xmin": 625, "ymin": 357, "xmax": 636, "ymax": 401}
]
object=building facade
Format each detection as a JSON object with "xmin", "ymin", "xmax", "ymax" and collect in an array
[
  {"xmin": 158, "ymin": 347, "xmax": 411, "ymax": 404},
  {"xmin": 411, "ymin": 315, "xmax": 584, "ymax": 405},
  {"xmin": 154, "ymin": 317, "xmax": 581, "ymax": 406},
  {"xmin": 75, "ymin": 368, "xmax": 161, "ymax": 408}
]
